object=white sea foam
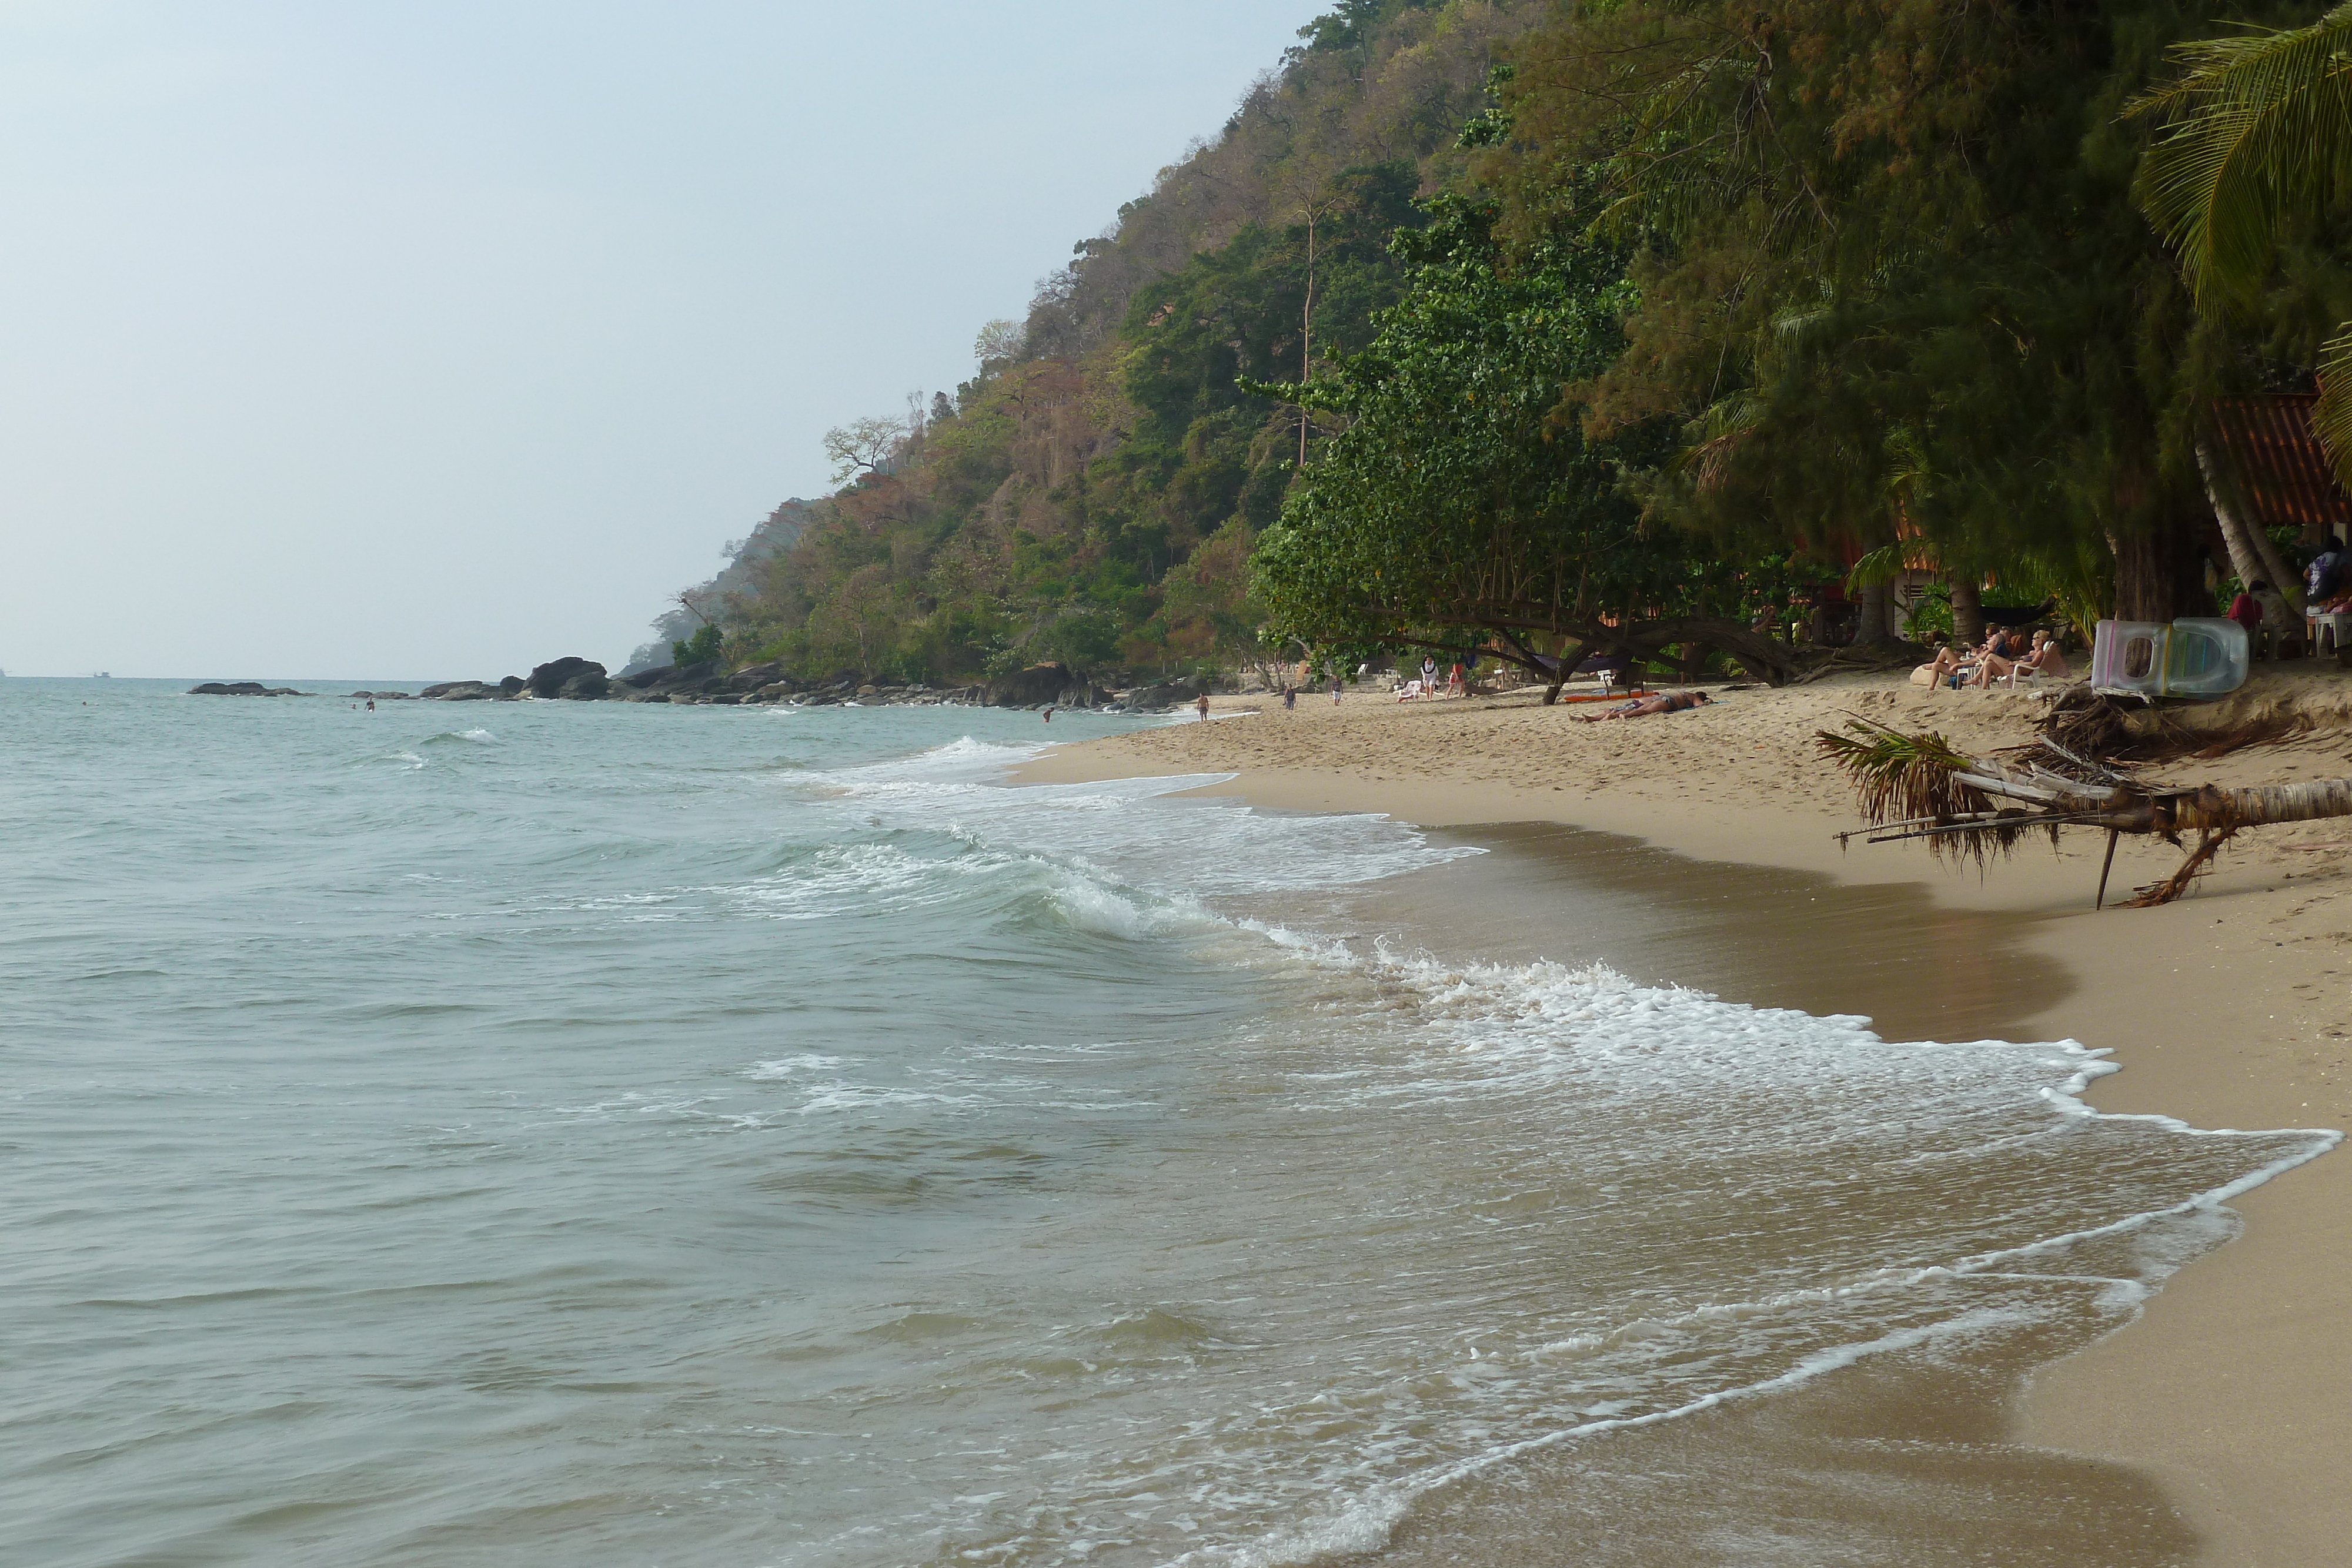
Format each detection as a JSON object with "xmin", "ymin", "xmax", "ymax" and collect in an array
[
  {"xmin": 1120, "ymin": 921, "xmax": 2341, "ymax": 1567},
  {"xmin": 796, "ymin": 735, "xmax": 1477, "ymax": 900},
  {"xmin": 746, "ymin": 1054, "xmax": 848, "ymax": 1079}
]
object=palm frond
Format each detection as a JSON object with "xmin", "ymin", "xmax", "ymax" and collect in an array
[
  {"xmin": 1844, "ymin": 541, "xmax": 1917, "ymax": 591},
  {"xmin": 2126, "ymin": 2, "xmax": 2352, "ymax": 306},
  {"xmin": 1815, "ymin": 720, "xmax": 1986, "ymax": 825},
  {"xmin": 1816, "ymin": 720, "xmax": 2053, "ymax": 865},
  {"xmin": 2318, "ymin": 325, "xmax": 2352, "ymax": 487}
]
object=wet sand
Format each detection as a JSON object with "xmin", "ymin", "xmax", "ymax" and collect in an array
[
  {"xmin": 1014, "ymin": 670, "xmax": 2352, "ymax": 1564},
  {"xmin": 1250, "ymin": 823, "xmax": 2189, "ymax": 1564}
]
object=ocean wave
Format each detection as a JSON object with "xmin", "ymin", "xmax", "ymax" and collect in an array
[{"xmin": 797, "ymin": 738, "xmax": 1478, "ymax": 901}]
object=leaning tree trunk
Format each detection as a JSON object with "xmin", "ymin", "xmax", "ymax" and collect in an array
[
  {"xmin": 2199, "ymin": 440, "xmax": 2274, "ymax": 595},
  {"xmin": 1949, "ymin": 579, "xmax": 1986, "ymax": 649},
  {"xmin": 2160, "ymin": 778, "xmax": 2352, "ymax": 832},
  {"xmin": 2118, "ymin": 777, "xmax": 2352, "ymax": 904},
  {"xmin": 2197, "ymin": 439, "xmax": 2303, "ymax": 609},
  {"xmin": 2251, "ymin": 519, "xmax": 2304, "ymax": 611}
]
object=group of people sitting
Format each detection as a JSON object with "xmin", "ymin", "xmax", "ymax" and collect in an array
[
  {"xmin": 2226, "ymin": 534, "xmax": 2350, "ymax": 658},
  {"xmin": 1915, "ymin": 626, "xmax": 2070, "ymax": 690}
]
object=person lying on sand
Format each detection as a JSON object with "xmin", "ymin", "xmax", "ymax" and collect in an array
[{"xmin": 1572, "ymin": 690, "xmax": 1711, "ymax": 721}]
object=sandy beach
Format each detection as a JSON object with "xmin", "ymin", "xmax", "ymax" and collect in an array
[{"xmin": 1013, "ymin": 669, "xmax": 2352, "ymax": 1564}]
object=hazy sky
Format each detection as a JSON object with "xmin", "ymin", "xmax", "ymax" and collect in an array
[{"xmin": 0, "ymin": 1, "xmax": 1329, "ymax": 679}]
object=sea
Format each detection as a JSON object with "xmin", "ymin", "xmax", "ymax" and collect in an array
[{"xmin": 3, "ymin": 676, "xmax": 2336, "ymax": 1567}]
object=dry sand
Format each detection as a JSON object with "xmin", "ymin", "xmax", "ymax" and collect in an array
[{"xmin": 1013, "ymin": 667, "xmax": 2352, "ymax": 1566}]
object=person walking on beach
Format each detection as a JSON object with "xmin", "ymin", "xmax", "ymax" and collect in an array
[
  {"xmin": 1330, "ymin": 673, "xmax": 1343, "ymax": 704},
  {"xmin": 1282, "ymin": 685, "xmax": 1297, "ymax": 712},
  {"xmin": 1195, "ymin": 692, "xmax": 1211, "ymax": 721}
]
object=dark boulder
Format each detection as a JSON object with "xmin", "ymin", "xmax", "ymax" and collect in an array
[
  {"xmin": 420, "ymin": 680, "xmax": 490, "ymax": 700},
  {"xmin": 499, "ymin": 675, "xmax": 526, "ymax": 696},
  {"xmin": 189, "ymin": 681, "xmax": 304, "ymax": 696},
  {"xmin": 1120, "ymin": 677, "xmax": 1210, "ymax": 713},
  {"xmin": 526, "ymin": 657, "xmax": 603, "ymax": 698},
  {"xmin": 986, "ymin": 662, "xmax": 1075, "ymax": 708},
  {"xmin": 727, "ymin": 658, "xmax": 787, "ymax": 691},
  {"xmin": 559, "ymin": 670, "xmax": 609, "ymax": 700}
]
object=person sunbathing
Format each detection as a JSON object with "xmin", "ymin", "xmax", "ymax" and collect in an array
[
  {"xmin": 1573, "ymin": 689, "xmax": 1712, "ymax": 721},
  {"xmin": 1969, "ymin": 628, "xmax": 2068, "ymax": 686},
  {"xmin": 1916, "ymin": 626, "xmax": 2017, "ymax": 688},
  {"xmin": 1917, "ymin": 643, "xmax": 1983, "ymax": 687}
]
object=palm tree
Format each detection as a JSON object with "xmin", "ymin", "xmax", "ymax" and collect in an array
[{"xmin": 2127, "ymin": 4, "xmax": 2352, "ymax": 480}]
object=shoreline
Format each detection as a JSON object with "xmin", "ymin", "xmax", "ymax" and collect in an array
[{"xmin": 1008, "ymin": 673, "xmax": 2352, "ymax": 1564}]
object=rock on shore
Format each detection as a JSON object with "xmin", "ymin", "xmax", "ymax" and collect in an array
[
  {"xmin": 393, "ymin": 653, "xmax": 1211, "ymax": 711},
  {"xmin": 188, "ymin": 682, "xmax": 308, "ymax": 696}
]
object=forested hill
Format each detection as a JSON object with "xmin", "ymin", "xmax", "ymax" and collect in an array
[
  {"xmin": 647, "ymin": 0, "xmax": 1537, "ymax": 683},
  {"xmin": 652, "ymin": 0, "xmax": 2352, "ymax": 692}
]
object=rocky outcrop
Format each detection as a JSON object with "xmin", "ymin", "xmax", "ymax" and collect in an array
[
  {"xmin": 985, "ymin": 663, "xmax": 1075, "ymax": 708},
  {"xmin": 397, "ymin": 654, "xmax": 1143, "ymax": 709},
  {"xmin": 726, "ymin": 659, "xmax": 789, "ymax": 692},
  {"xmin": 527, "ymin": 657, "xmax": 604, "ymax": 698},
  {"xmin": 347, "ymin": 690, "xmax": 415, "ymax": 700},
  {"xmin": 609, "ymin": 660, "xmax": 721, "ymax": 701},
  {"xmin": 1119, "ymin": 677, "xmax": 1212, "ymax": 712},
  {"xmin": 189, "ymin": 682, "xmax": 307, "ymax": 696}
]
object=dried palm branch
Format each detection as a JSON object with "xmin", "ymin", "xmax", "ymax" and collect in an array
[
  {"xmin": 1813, "ymin": 720, "xmax": 2059, "ymax": 864},
  {"xmin": 1816, "ymin": 719, "xmax": 1985, "ymax": 825},
  {"xmin": 1820, "ymin": 721, "xmax": 2352, "ymax": 904}
]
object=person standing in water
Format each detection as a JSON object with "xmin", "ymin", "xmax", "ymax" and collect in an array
[
  {"xmin": 1194, "ymin": 693, "xmax": 1210, "ymax": 721},
  {"xmin": 1043, "ymin": 707, "xmax": 1053, "ymax": 723}
]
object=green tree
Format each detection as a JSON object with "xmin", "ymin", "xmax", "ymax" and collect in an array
[
  {"xmin": 671, "ymin": 622, "xmax": 723, "ymax": 669},
  {"xmin": 1486, "ymin": 0, "xmax": 2271, "ymax": 623},
  {"xmin": 1252, "ymin": 196, "xmax": 1791, "ymax": 697}
]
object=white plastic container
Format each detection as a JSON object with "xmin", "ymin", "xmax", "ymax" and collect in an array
[{"xmin": 2090, "ymin": 617, "xmax": 2249, "ymax": 699}]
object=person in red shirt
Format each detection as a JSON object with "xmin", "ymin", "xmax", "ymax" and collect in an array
[{"xmin": 2230, "ymin": 579, "xmax": 2269, "ymax": 644}]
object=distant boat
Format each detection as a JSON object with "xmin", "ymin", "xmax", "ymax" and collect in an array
[{"xmin": 91, "ymin": 671, "xmax": 111, "ymax": 678}]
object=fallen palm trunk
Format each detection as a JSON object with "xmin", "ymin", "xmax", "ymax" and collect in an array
[{"xmin": 1818, "ymin": 719, "xmax": 2352, "ymax": 906}]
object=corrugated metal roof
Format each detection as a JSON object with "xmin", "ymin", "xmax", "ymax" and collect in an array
[{"xmin": 2209, "ymin": 394, "xmax": 2352, "ymax": 529}]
